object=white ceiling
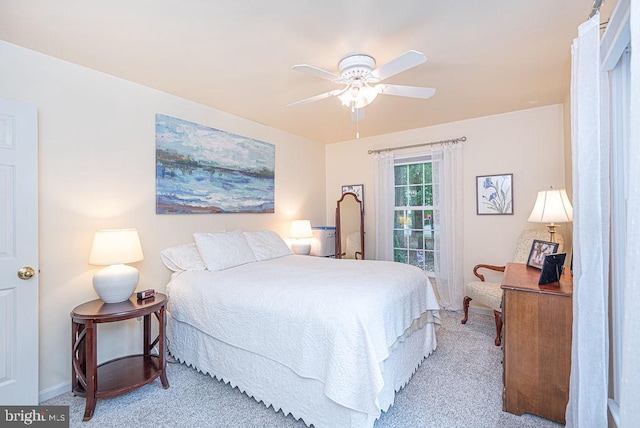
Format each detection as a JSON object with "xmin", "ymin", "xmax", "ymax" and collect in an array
[{"xmin": 0, "ymin": 0, "xmax": 615, "ymax": 144}]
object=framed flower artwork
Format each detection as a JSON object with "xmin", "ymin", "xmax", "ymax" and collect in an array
[
  {"xmin": 341, "ymin": 184, "xmax": 363, "ymax": 203},
  {"xmin": 476, "ymin": 174, "xmax": 513, "ymax": 215}
]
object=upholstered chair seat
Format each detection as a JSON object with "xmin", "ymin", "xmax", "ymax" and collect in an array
[
  {"xmin": 461, "ymin": 228, "xmax": 564, "ymax": 346},
  {"xmin": 464, "ymin": 280, "xmax": 503, "ymax": 313}
]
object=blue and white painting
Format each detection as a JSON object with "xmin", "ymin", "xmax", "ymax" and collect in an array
[
  {"xmin": 156, "ymin": 114, "xmax": 275, "ymax": 214},
  {"xmin": 476, "ymin": 173, "xmax": 513, "ymax": 215}
]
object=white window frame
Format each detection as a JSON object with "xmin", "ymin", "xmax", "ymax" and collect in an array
[
  {"xmin": 393, "ymin": 154, "xmax": 440, "ymax": 274},
  {"xmin": 600, "ymin": 0, "xmax": 631, "ymax": 423}
]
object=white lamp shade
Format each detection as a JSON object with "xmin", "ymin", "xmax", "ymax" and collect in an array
[
  {"xmin": 528, "ymin": 188, "xmax": 574, "ymax": 224},
  {"xmin": 338, "ymin": 84, "xmax": 379, "ymax": 109},
  {"xmin": 89, "ymin": 228, "xmax": 144, "ymax": 265},
  {"xmin": 290, "ymin": 220, "xmax": 313, "ymax": 239}
]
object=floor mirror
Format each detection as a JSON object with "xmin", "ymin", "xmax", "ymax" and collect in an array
[{"xmin": 335, "ymin": 192, "xmax": 364, "ymax": 259}]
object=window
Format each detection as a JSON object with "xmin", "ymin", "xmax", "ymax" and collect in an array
[
  {"xmin": 608, "ymin": 45, "xmax": 630, "ymax": 423},
  {"xmin": 393, "ymin": 159, "xmax": 438, "ymax": 273}
]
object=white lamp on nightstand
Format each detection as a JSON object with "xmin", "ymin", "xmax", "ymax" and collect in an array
[
  {"xmin": 289, "ymin": 220, "xmax": 313, "ymax": 255},
  {"xmin": 527, "ymin": 187, "xmax": 573, "ymax": 243},
  {"xmin": 89, "ymin": 228, "xmax": 144, "ymax": 303}
]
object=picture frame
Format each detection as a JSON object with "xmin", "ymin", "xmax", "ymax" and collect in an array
[
  {"xmin": 526, "ymin": 239, "xmax": 560, "ymax": 270},
  {"xmin": 538, "ymin": 253, "xmax": 567, "ymax": 285},
  {"xmin": 342, "ymin": 184, "xmax": 364, "ymax": 203},
  {"xmin": 476, "ymin": 173, "xmax": 513, "ymax": 215},
  {"xmin": 155, "ymin": 114, "xmax": 275, "ymax": 214}
]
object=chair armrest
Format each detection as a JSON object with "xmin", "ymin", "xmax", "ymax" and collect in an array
[{"xmin": 473, "ymin": 264, "xmax": 506, "ymax": 281}]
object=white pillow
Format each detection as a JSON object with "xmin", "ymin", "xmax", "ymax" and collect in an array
[
  {"xmin": 160, "ymin": 242, "xmax": 206, "ymax": 272},
  {"xmin": 194, "ymin": 230, "xmax": 257, "ymax": 271},
  {"xmin": 244, "ymin": 230, "xmax": 292, "ymax": 261}
]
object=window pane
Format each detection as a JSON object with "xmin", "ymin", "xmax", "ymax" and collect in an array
[
  {"xmin": 423, "ymin": 210, "xmax": 434, "ymax": 229},
  {"xmin": 409, "ymin": 164, "xmax": 423, "ymax": 184},
  {"xmin": 408, "ymin": 250, "xmax": 425, "ymax": 269},
  {"xmin": 424, "ymin": 251, "xmax": 435, "ymax": 272},
  {"xmin": 408, "ymin": 230, "xmax": 424, "ymax": 249},
  {"xmin": 396, "ymin": 212, "xmax": 413, "ymax": 229},
  {"xmin": 424, "ymin": 163, "xmax": 432, "ymax": 183},
  {"xmin": 394, "ymin": 230, "xmax": 408, "ymax": 248},
  {"xmin": 395, "ymin": 186, "xmax": 408, "ymax": 206},
  {"xmin": 424, "ymin": 185, "xmax": 433, "ymax": 206},
  {"xmin": 395, "ymin": 165, "xmax": 408, "ymax": 185},
  {"xmin": 424, "ymin": 234, "xmax": 434, "ymax": 250},
  {"xmin": 394, "ymin": 210, "xmax": 407, "ymax": 228},
  {"xmin": 408, "ymin": 186, "xmax": 422, "ymax": 206},
  {"xmin": 411, "ymin": 210, "xmax": 423, "ymax": 230},
  {"xmin": 394, "ymin": 249, "xmax": 407, "ymax": 263}
]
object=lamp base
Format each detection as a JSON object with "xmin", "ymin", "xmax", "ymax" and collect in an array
[
  {"xmin": 547, "ymin": 223, "xmax": 561, "ymax": 243},
  {"xmin": 92, "ymin": 264, "xmax": 139, "ymax": 303},
  {"xmin": 291, "ymin": 242, "xmax": 311, "ymax": 255}
]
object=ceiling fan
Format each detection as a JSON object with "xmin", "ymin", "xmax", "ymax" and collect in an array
[{"xmin": 287, "ymin": 50, "xmax": 436, "ymax": 120}]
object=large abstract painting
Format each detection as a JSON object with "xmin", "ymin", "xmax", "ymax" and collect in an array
[{"xmin": 156, "ymin": 114, "xmax": 275, "ymax": 214}]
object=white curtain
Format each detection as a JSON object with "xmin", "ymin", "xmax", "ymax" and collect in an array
[
  {"xmin": 566, "ymin": 12, "xmax": 610, "ymax": 428},
  {"xmin": 432, "ymin": 144, "xmax": 464, "ymax": 310},
  {"xmin": 620, "ymin": 1, "xmax": 640, "ymax": 425},
  {"xmin": 374, "ymin": 152, "xmax": 395, "ymax": 261}
]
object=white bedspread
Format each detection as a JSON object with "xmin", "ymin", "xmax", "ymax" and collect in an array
[{"xmin": 167, "ymin": 255, "xmax": 440, "ymax": 418}]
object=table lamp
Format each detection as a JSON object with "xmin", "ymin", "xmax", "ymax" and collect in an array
[
  {"xmin": 289, "ymin": 220, "xmax": 313, "ymax": 255},
  {"xmin": 89, "ymin": 228, "xmax": 144, "ymax": 303},
  {"xmin": 527, "ymin": 187, "xmax": 573, "ymax": 243}
]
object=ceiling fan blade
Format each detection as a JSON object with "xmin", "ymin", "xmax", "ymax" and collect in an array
[
  {"xmin": 286, "ymin": 89, "xmax": 345, "ymax": 107},
  {"xmin": 291, "ymin": 64, "xmax": 341, "ymax": 82},
  {"xmin": 370, "ymin": 50, "xmax": 426, "ymax": 81},
  {"xmin": 376, "ymin": 84, "xmax": 436, "ymax": 99},
  {"xmin": 351, "ymin": 108, "xmax": 365, "ymax": 121}
]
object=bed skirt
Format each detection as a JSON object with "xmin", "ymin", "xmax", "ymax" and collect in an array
[{"xmin": 167, "ymin": 313, "xmax": 438, "ymax": 428}]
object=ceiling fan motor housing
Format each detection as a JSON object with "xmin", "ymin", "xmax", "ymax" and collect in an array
[{"xmin": 338, "ymin": 54, "xmax": 376, "ymax": 82}]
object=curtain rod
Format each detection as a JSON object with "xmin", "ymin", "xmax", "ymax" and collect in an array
[
  {"xmin": 589, "ymin": 0, "xmax": 604, "ymax": 19},
  {"xmin": 367, "ymin": 136, "xmax": 466, "ymax": 155}
]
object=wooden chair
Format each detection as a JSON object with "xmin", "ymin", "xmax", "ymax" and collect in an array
[{"xmin": 461, "ymin": 229, "xmax": 564, "ymax": 346}]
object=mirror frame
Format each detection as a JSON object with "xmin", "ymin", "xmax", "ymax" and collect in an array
[{"xmin": 335, "ymin": 192, "xmax": 364, "ymax": 260}]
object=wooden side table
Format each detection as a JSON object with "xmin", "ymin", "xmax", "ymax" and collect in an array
[{"xmin": 71, "ymin": 293, "xmax": 169, "ymax": 421}]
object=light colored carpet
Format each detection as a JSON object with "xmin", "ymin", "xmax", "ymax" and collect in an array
[{"xmin": 45, "ymin": 310, "xmax": 562, "ymax": 427}]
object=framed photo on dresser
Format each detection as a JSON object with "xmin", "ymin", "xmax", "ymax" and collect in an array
[
  {"xmin": 538, "ymin": 253, "xmax": 567, "ymax": 285},
  {"xmin": 526, "ymin": 240, "xmax": 559, "ymax": 270}
]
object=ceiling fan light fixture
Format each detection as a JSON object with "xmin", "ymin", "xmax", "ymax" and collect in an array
[
  {"xmin": 338, "ymin": 83, "xmax": 379, "ymax": 109},
  {"xmin": 361, "ymin": 84, "xmax": 380, "ymax": 104},
  {"xmin": 338, "ymin": 89, "xmax": 354, "ymax": 107}
]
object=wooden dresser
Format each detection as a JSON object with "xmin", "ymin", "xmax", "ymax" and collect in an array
[{"xmin": 501, "ymin": 263, "xmax": 573, "ymax": 424}]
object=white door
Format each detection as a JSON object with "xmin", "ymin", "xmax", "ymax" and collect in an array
[{"xmin": 0, "ymin": 97, "xmax": 38, "ymax": 404}]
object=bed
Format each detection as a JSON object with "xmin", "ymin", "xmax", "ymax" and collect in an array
[{"xmin": 162, "ymin": 230, "xmax": 441, "ymax": 428}]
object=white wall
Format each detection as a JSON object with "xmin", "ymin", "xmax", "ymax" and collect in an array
[
  {"xmin": 326, "ymin": 105, "xmax": 567, "ymax": 292},
  {"xmin": 0, "ymin": 40, "xmax": 326, "ymax": 399}
]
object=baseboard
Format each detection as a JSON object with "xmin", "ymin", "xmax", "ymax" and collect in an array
[{"xmin": 39, "ymin": 380, "xmax": 71, "ymax": 403}]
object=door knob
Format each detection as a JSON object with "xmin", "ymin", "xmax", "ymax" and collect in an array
[{"xmin": 17, "ymin": 266, "xmax": 35, "ymax": 280}]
